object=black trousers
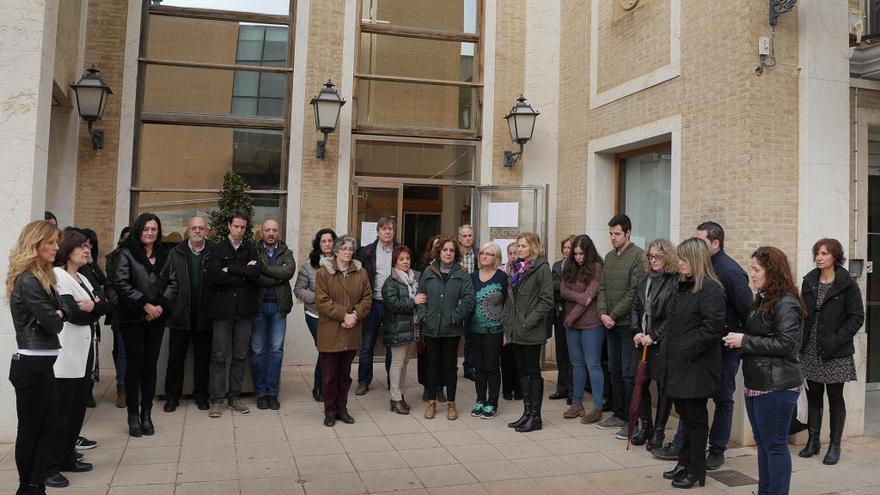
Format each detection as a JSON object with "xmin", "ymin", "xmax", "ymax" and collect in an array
[
  {"xmin": 553, "ymin": 312, "xmax": 572, "ymax": 393},
  {"xmin": 674, "ymin": 397, "xmax": 709, "ymax": 477},
  {"xmin": 425, "ymin": 336, "xmax": 460, "ymax": 402},
  {"xmin": 120, "ymin": 319, "xmax": 166, "ymax": 416},
  {"xmin": 9, "ymin": 355, "xmax": 58, "ymax": 488},
  {"xmin": 805, "ymin": 380, "xmax": 846, "ymax": 415},
  {"xmin": 165, "ymin": 327, "xmax": 212, "ymax": 402},
  {"xmin": 47, "ymin": 376, "xmax": 89, "ymax": 475},
  {"xmin": 512, "ymin": 343, "xmax": 542, "ymax": 380},
  {"xmin": 500, "ymin": 344, "xmax": 520, "ymax": 396},
  {"xmin": 472, "ymin": 333, "xmax": 502, "ymax": 406}
]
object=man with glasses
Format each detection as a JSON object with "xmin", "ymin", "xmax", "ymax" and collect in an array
[
  {"xmin": 652, "ymin": 221, "xmax": 751, "ymax": 470},
  {"xmin": 596, "ymin": 214, "xmax": 644, "ymax": 439}
]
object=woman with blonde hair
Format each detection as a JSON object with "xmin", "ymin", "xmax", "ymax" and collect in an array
[
  {"xmin": 660, "ymin": 237, "xmax": 725, "ymax": 489},
  {"xmin": 6, "ymin": 220, "xmax": 66, "ymax": 494},
  {"xmin": 504, "ymin": 232, "xmax": 554, "ymax": 432},
  {"xmin": 469, "ymin": 241, "xmax": 508, "ymax": 419},
  {"xmin": 630, "ymin": 239, "xmax": 678, "ymax": 450}
]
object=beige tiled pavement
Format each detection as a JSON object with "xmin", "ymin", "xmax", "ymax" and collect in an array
[{"xmin": 4, "ymin": 365, "xmax": 880, "ymax": 494}]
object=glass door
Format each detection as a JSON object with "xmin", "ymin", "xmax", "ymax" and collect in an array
[
  {"xmin": 351, "ymin": 181, "xmax": 402, "ymax": 247},
  {"xmin": 473, "ymin": 184, "xmax": 547, "ymax": 265}
]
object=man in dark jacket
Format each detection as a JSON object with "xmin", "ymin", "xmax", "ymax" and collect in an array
[
  {"xmin": 354, "ymin": 217, "xmax": 397, "ymax": 395},
  {"xmin": 653, "ymin": 222, "xmax": 752, "ymax": 470},
  {"xmin": 597, "ymin": 214, "xmax": 644, "ymax": 438},
  {"xmin": 206, "ymin": 213, "xmax": 263, "ymax": 417},
  {"xmin": 251, "ymin": 219, "xmax": 296, "ymax": 411},
  {"xmin": 164, "ymin": 216, "xmax": 214, "ymax": 412}
]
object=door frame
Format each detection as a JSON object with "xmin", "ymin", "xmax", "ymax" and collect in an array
[{"xmin": 472, "ymin": 184, "xmax": 549, "ymax": 246}]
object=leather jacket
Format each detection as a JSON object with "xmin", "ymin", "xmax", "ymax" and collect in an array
[
  {"xmin": 630, "ymin": 271, "xmax": 677, "ymax": 342},
  {"xmin": 741, "ymin": 292, "xmax": 804, "ymax": 391},
  {"xmin": 10, "ymin": 272, "xmax": 67, "ymax": 351},
  {"xmin": 166, "ymin": 240, "xmax": 214, "ymax": 331},
  {"xmin": 109, "ymin": 241, "xmax": 178, "ymax": 324}
]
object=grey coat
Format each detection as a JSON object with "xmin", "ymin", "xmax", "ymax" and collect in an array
[{"xmin": 294, "ymin": 258, "xmax": 320, "ymax": 315}]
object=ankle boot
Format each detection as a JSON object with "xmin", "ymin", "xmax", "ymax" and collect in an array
[
  {"xmin": 631, "ymin": 420, "xmax": 653, "ymax": 446},
  {"xmin": 516, "ymin": 377, "xmax": 543, "ymax": 432},
  {"xmin": 390, "ymin": 400, "xmax": 409, "ymax": 415},
  {"xmin": 647, "ymin": 428, "xmax": 665, "ymax": 452},
  {"xmin": 140, "ymin": 406, "xmax": 155, "ymax": 436},
  {"xmin": 823, "ymin": 408, "xmax": 845, "ymax": 465},
  {"xmin": 508, "ymin": 377, "xmax": 531, "ymax": 428},
  {"xmin": 424, "ymin": 400, "xmax": 437, "ymax": 419},
  {"xmin": 127, "ymin": 415, "xmax": 142, "ymax": 437},
  {"xmin": 799, "ymin": 405, "xmax": 822, "ymax": 458}
]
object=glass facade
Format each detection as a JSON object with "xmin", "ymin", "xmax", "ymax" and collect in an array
[
  {"xmin": 135, "ymin": 2, "xmax": 292, "ymax": 239},
  {"xmin": 619, "ymin": 147, "xmax": 672, "ymax": 249}
]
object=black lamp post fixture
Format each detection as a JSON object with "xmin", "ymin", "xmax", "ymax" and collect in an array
[
  {"xmin": 70, "ymin": 65, "xmax": 113, "ymax": 150},
  {"xmin": 310, "ymin": 80, "xmax": 346, "ymax": 159},
  {"xmin": 503, "ymin": 95, "xmax": 539, "ymax": 168}
]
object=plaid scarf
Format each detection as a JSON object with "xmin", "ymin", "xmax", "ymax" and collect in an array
[{"xmin": 510, "ymin": 259, "xmax": 531, "ymax": 292}]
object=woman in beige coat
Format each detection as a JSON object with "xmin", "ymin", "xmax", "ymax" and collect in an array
[{"xmin": 315, "ymin": 235, "xmax": 372, "ymax": 427}]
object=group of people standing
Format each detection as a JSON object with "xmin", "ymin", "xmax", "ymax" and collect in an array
[{"xmin": 6, "ymin": 209, "xmax": 864, "ymax": 495}]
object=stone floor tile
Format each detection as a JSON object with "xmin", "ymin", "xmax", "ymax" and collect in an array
[
  {"xmin": 584, "ymin": 469, "xmax": 658, "ymax": 495},
  {"xmin": 349, "ymin": 450, "xmax": 409, "ymax": 471},
  {"xmin": 66, "ymin": 464, "xmax": 117, "ymax": 488},
  {"xmin": 239, "ymin": 477, "xmax": 305, "ymax": 495},
  {"xmin": 176, "ymin": 459, "xmax": 238, "ymax": 484},
  {"xmin": 387, "ymin": 432, "xmax": 442, "ymax": 451},
  {"xmin": 125, "ymin": 429, "xmax": 183, "ymax": 448},
  {"xmin": 375, "ymin": 418, "xmax": 430, "ymax": 435},
  {"xmin": 534, "ymin": 474, "xmax": 607, "ymax": 495},
  {"xmin": 360, "ymin": 467, "xmax": 423, "ymax": 492},
  {"xmin": 183, "ymin": 428, "xmax": 235, "ymax": 446},
  {"xmin": 400, "ymin": 447, "xmax": 459, "ymax": 468},
  {"xmin": 295, "ymin": 453, "xmax": 354, "ymax": 475},
  {"xmin": 533, "ymin": 437, "xmax": 597, "ymax": 455},
  {"xmin": 333, "ymin": 421, "xmax": 384, "ymax": 438},
  {"xmin": 340, "ymin": 435, "xmax": 395, "ymax": 453},
  {"xmin": 372, "ymin": 489, "xmax": 428, "ymax": 495},
  {"xmin": 512, "ymin": 455, "xmax": 576, "ymax": 478},
  {"xmin": 234, "ymin": 426, "xmax": 287, "ymax": 444},
  {"xmin": 464, "ymin": 460, "xmax": 529, "ymax": 483},
  {"xmin": 107, "ymin": 485, "xmax": 176, "ymax": 495},
  {"xmin": 433, "ymin": 430, "xmax": 489, "ymax": 447},
  {"xmin": 174, "ymin": 480, "xmax": 240, "ymax": 495},
  {"xmin": 120, "ymin": 445, "xmax": 180, "ymax": 465},
  {"xmin": 425, "ymin": 483, "xmax": 488, "ymax": 495},
  {"xmin": 289, "ymin": 437, "xmax": 344, "ymax": 456},
  {"xmin": 234, "ymin": 441, "xmax": 292, "ymax": 460},
  {"xmin": 413, "ymin": 464, "xmax": 478, "ymax": 488},
  {"xmin": 180, "ymin": 442, "xmax": 237, "ymax": 462},
  {"xmin": 481, "ymin": 478, "xmax": 546, "ymax": 495},
  {"xmin": 284, "ymin": 423, "xmax": 337, "ymax": 440},
  {"xmin": 300, "ymin": 471, "xmax": 368, "ymax": 495},
  {"xmin": 557, "ymin": 452, "xmax": 623, "ymax": 474},
  {"xmin": 601, "ymin": 447, "xmax": 670, "ymax": 469},
  {"xmin": 493, "ymin": 440, "xmax": 554, "ymax": 460},
  {"xmin": 446, "ymin": 444, "xmax": 506, "ymax": 464},
  {"xmin": 237, "ymin": 456, "xmax": 296, "ymax": 479},
  {"xmin": 520, "ymin": 425, "xmax": 572, "ymax": 441},
  {"xmin": 475, "ymin": 427, "xmax": 526, "ymax": 444},
  {"xmin": 111, "ymin": 463, "xmax": 178, "ymax": 486}
]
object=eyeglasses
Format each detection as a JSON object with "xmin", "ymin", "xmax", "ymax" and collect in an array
[{"xmin": 647, "ymin": 254, "xmax": 663, "ymax": 261}]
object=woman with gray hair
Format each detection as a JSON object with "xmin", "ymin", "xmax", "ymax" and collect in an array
[{"xmin": 315, "ymin": 235, "xmax": 372, "ymax": 427}]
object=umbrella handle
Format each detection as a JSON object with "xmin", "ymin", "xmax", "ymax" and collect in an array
[{"xmin": 640, "ymin": 345, "xmax": 648, "ymax": 364}]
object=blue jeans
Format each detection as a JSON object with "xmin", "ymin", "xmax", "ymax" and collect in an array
[
  {"xmin": 606, "ymin": 326, "xmax": 635, "ymax": 419},
  {"xmin": 113, "ymin": 329, "xmax": 126, "ymax": 386},
  {"xmin": 566, "ymin": 327, "xmax": 606, "ymax": 410},
  {"xmin": 672, "ymin": 347, "xmax": 741, "ymax": 451},
  {"xmin": 745, "ymin": 390, "xmax": 798, "ymax": 495},
  {"xmin": 250, "ymin": 302, "xmax": 286, "ymax": 397},
  {"xmin": 305, "ymin": 313, "xmax": 322, "ymax": 394},
  {"xmin": 358, "ymin": 300, "xmax": 385, "ymax": 385}
]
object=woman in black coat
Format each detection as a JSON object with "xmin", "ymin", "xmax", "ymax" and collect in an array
[
  {"xmin": 798, "ymin": 238, "xmax": 864, "ymax": 465},
  {"xmin": 723, "ymin": 246, "xmax": 804, "ymax": 495},
  {"xmin": 109, "ymin": 213, "xmax": 177, "ymax": 438},
  {"xmin": 660, "ymin": 237, "xmax": 725, "ymax": 489}
]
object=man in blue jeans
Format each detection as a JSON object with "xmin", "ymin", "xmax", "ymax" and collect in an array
[
  {"xmin": 251, "ymin": 219, "xmax": 296, "ymax": 410},
  {"xmin": 652, "ymin": 222, "xmax": 752, "ymax": 470},
  {"xmin": 355, "ymin": 217, "xmax": 397, "ymax": 395}
]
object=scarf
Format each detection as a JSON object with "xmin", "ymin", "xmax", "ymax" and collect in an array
[
  {"xmin": 440, "ymin": 261, "xmax": 454, "ymax": 274},
  {"xmin": 396, "ymin": 268, "xmax": 418, "ymax": 298},
  {"xmin": 511, "ymin": 259, "xmax": 531, "ymax": 291}
]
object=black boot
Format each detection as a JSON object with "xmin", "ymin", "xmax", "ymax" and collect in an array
[
  {"xmin": 127, "ymin": 415, "xmax": 142, "ymax": 437},
  {"xmin": 823, "ymin": 408, "xmax": 845, "ymax": 465},
  {"xmin": 140, "ymin": 405, "xmax": 155, "ymax": 436},
  {"xmin": 799, "ymin": 405, "xmax": 822, "ymax": 458},
  {"xmin": 508, "ymin": 377, "xmax": 531, "ymax": 428},
  {"xmin": 516, "ymin": 377, "xmax": 543, "ymax": 432},
  {"xmin": 631, "ymin": 421, "xmax": 653, "ymax": 446}
]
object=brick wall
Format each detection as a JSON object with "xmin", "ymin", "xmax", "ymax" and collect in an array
[
  {"xmin": 596, "ymin": 0, "xmax": 671, "ymax": 93},
  {"xmin": 557, "ymin": 0, "xmax": 801, "ymax": 271},
  {"xmin": 74, "ymin": 0, "xmax": 129, "ymax": 261}
]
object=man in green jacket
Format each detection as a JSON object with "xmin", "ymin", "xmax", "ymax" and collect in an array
[
  {"xmin": 596, "ymin": 214, "xmax": 644, "ymax": 437},
  {"xmin": 251, "ymin": 219, "xmax": 297, "ymax": 411}
]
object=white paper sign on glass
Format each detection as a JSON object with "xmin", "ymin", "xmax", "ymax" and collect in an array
[
  {"xmin": 488, "ymin": 202, "xmax": 519, "ymax": 228},
  {"xmin": 494, "ymin": 239, "xmax": 516, "ymax": 265},
  {"xmin": 360, "ymin": 222, "xmax": 378, "ymax": 247}
]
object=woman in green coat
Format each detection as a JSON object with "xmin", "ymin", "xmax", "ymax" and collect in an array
[
  {"xmin": 382, "ymin": 245, "xmax": 425, "ymax": 415},
  {"xmin": 417, "ymin": 236, "xmax": 476, "ymax": 421},
  {"xmin": 504, "ymin": 233, "xmax": 554, "ymax": 433}
]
